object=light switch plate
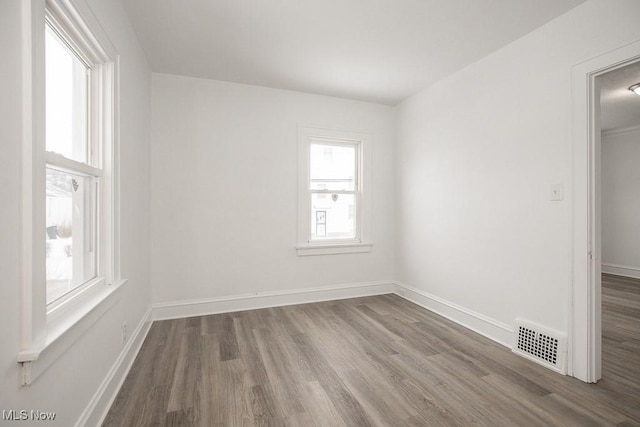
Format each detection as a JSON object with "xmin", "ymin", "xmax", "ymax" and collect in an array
[{"xmin": 550, "ymin": 184, "xmax": 563, "ymax": 201}]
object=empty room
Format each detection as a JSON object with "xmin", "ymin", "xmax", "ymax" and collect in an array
[{"xmin": 1, "ymin": 0, "xmax": 640, "ymax": 425}]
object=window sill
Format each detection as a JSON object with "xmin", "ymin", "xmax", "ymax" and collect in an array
[
  {"xmin": 296, "ymin": 242, "xmax": 373, "ymax": 256},
  {"xmin": 17, "ymin": 279, "xmax": 127, "ymax": 385}
]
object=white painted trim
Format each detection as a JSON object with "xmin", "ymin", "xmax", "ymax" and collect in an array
[
  {"xmin": 601, "ymin": 124, "xmax": 640, "ymax": 137},
  {"xmin": 45, "ymin": 0, "xmax": 116, "ymax": 65},
  {"xmin": 602, "ymin": 263, "xmax": 640, "ymax": 279},
  {"xmin": 21, "ymin": 0, "xmax": 48, "ymax": 374},
  {"xmin": 19, "ymin": 0, "xmax": 123, "ymax": 385},
  {"xmin": 76, "ymin": 306, "xmax": 153, "ymax": 427},
  {"xmin": 18, "ymin": 280, "xmax": 127, "ymax": 385},
  {"xmin": 152, "ymin": 279, "xmax": 514, "ymax": 349},
  {"xmin": 44, "ymin": 151, "xmax": 103, "ymax": 177},
  {"xmin": 393, "ymin": 281, "xmax": 513, "ymax": 348},
  {"xmin": 153, "ymin": 281, "xmax": 395, "ymax": 321},
  {"xmin": 297, "ymin": 126, "xmax": 373, "ymax": 252},
  {"xmin": 296, "ymin": 242, "xmax": 373, "ymax": 256},
  {"xmin": 571, "ymin": 39, "xmax": 640, "ymax": 383}
]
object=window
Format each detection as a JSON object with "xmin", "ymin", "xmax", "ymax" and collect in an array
[
  {"xmin": 297, "ymin": 126, "xmax": 372, "ymax": 256},
  {"xmin": 18, "ymin": 0, "xmax": 121, "ymax": 384},
  {"xmin": 310, "ymin": 142, "xmax": 358, "ymax": 240},
  {"xmin": 45, "ymin": 23, "xmax": 98, "ymax": 307}
]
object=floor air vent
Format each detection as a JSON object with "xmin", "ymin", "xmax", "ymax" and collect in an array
[{"xmin": 513, "ymin": 320, "xmax": 566, "ymax": 374}]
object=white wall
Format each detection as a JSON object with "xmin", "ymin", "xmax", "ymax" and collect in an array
[
  {"xmin": 4, "ymin": 1, "xmax": 639, "ymax": 420},
  {"xmin": 0, "ymin": 0, "xmax": 151, "ymax": 425},
  {"xmin": 395, "ymin": 0, "xmax": 640, "ymax": 337},
  {"xmin": 602, "ymin": 127, "xmax": 640, "ymax": 277},
  {"xmin": 150, "ymin": 73, "xmax": 395, "ymax": 303},
  {"xmin": 0, "ymin": 0, "xmax": 26, "ymax": 411}
]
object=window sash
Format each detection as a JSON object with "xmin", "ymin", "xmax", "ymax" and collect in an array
[
  {"xmin": 308, "ymin": 139, "xmax": 361, "ymax": 243},
  {"xmin": 44, "ymin": 167, "xmax": 103, "ymax": 302},
  {"xmin": 45, "ymin": 151, "xmax": 102, "ymax": 177},
  {"xmin": 308, "ymin": 144, "xmax": 360, "ymax": 191},
  {"xmin": 45, "ymin": 22, "xmax": 91, "ymax": 165},
  {"xmin": 43, "ymin": 8, "xmax": 106, "ymax": 311},
  {"xmin": 309, "ymin": 190, "xmax": 360, "ymax": 242},
  {"xmin": 309, "ymin": 140, "xmax": 359, "ymax": 191},
  {"xmin": 310, "ymin": 189, "xmax": 357, "ymax": 195}
]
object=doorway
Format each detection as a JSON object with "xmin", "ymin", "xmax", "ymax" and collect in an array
[
  {"xmin": 570, "ymin": 40, "xmax": 640, "ymax": 383},
  {"xmin": 598, "ymin": 61, "xmax": 640, "ymax": 390}
]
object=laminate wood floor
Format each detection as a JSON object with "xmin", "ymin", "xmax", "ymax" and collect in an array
[
  {"xmin": 104, "ymin": 285, "xmax": 640, "ymax": 426},
  {"xmin": 602, "ymin": 273, "xmax": 640, "ymax": 403}
]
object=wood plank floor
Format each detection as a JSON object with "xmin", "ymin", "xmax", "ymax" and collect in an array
[
  {"xmin": 104, "ymin": 283, "xmax": 640, "ymax": 426},
  {"xmin": 602, "ymin": 273, "xmax": 640, "ymax": 402}
]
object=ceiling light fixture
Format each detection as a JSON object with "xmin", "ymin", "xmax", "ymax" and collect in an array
[{"xmin": 630, "ymin": 83, "xmax": 640, "ymax": 96}]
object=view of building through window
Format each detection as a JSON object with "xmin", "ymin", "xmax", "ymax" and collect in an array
[{"xmin": 309, "ymin": 142, "xmax": 358, "ymax": 240}]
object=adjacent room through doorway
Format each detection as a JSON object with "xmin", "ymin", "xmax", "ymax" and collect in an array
[{"xmin": 597, "ymin": 60, "xmax": 640, "ymax": 394}]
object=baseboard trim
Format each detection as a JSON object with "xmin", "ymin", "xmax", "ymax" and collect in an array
[
  {"xmin": 152, "ymin": 281, "xmax": 396, "ymax": 321},
  {"xmin": 82, "ymin": 279, "xmax": 517, "ymax": 425},
  {"xmin": 601, "ymin": 124, "xmax": 640, "ymax": 137},
  {"xmin": 76, "ymin": 307, "xmax": 153, "ymax": 427},
  {"xmin": 393, "ymin": 281, "xmax": 513, "ymax": 348},
  {"xmin": 602, "ymin": 263, "xmax": 640, "ymax": 280}
]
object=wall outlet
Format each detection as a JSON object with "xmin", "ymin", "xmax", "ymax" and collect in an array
[{"xmin": 121, "ymin": 321, "xmax": 128, "ymax": 345}]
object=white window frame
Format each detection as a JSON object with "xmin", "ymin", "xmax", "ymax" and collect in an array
[
  {"xmin": 297, "ymin": 126, "xmax": 373, "ymax": 256},
  {"xmin": 18, "ymin": 0, "xmax": 123, "ymax": 385}
]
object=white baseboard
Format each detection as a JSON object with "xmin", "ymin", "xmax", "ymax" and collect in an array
[
  {"xmin": 602, "ymin": 263, "xmax": 640, "ymax": 280},
  {"xmin": 393, "ymin": 281, "xmax": 513, "ymax": 348},
  {"xmin": 76, "ymin": 307, "xmax": 153, "ymax": 427},
  {"xmin": 152, "ymin": 281, "xmax": 396, "ymax": 321},
  {"xmin": 81, "ymin": 279, "xmax": 518, "ymax": 425},
  {"xmin": 153, "ymin": 280, "xmax": 513, "ymax": 347}
]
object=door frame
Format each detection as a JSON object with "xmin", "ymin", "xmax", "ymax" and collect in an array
[{"xmin": 570, "ymin": 39, "xmax": 640, "ymax": 383}]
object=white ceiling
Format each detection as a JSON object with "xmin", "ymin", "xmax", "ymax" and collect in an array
[
  {"xmin": 600, "ymin": 61, "xmax": 640, "ymax": 132},
  {"xmin": 123, "ymin": 0, "xmax": 586, "ymax": 105}
]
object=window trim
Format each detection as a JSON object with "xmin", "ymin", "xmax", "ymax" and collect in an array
[
  {"xmin": 19, "ymin": 0, "xmax": 123, "ymax": 385},
  {"xmin": 297, "ymin": 126, "xmax": 373, "ymax": 256}
]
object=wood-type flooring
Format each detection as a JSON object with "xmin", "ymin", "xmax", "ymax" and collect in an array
[{"xmin": 104, "ymin": 277, "xmax": 640, "ymax": 426}]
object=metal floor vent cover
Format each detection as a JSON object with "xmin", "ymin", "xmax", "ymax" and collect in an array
[{"xmin": 513, "ymin": 320, "xmax": 566, "ymax": 374}]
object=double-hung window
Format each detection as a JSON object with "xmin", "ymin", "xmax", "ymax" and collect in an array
[
  {"xmin": 310, "ymin": 141, "xmax": 359, "ymax": 240},
  {"xmin": 19, "ymin": 0, "xmax": 120, "ymax": 384},
  {"xmin": 45, "ymin": 21, "xmax": 99, "ymax": 307},
  {"xmin": 297, "ymin": 126, "xmax": 372, "ymax": 256}
]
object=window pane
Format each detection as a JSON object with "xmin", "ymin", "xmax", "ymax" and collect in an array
[
  {"xmin": 310, "ymin": 143, "xmax": 356, "ymax": 191},
  {"xmin": 46, "ymin": 168, "xmax": 97, "ymax": 304},
  {"xmin": 46, "ymin": 25, "xmax": 88, "ymax": 163},
  {"xmin": 311, "ymin": 193, "xmax": 355, "ymax": 240}
]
